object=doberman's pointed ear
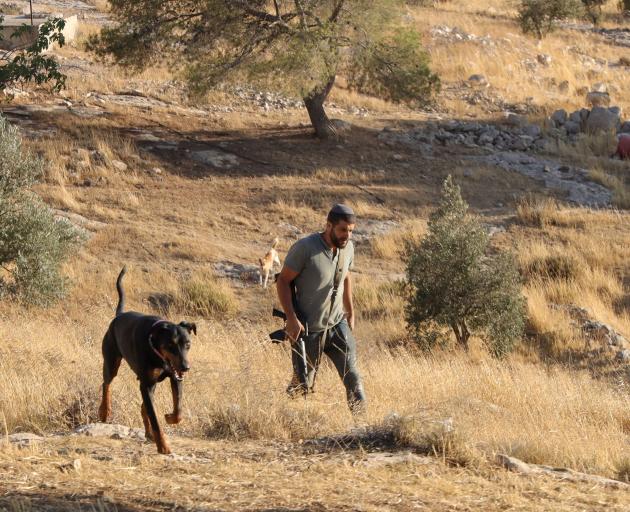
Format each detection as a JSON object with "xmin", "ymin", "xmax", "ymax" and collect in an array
[{"xmin": 179, "ymin": 321, "xmax": 197, "ymax": 336}]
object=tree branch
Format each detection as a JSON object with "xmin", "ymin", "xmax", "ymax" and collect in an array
[{"xmin": 329, "ymin": 0, "xmax": 346, "ymax": 23}]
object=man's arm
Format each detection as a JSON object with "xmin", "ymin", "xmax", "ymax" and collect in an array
[
  {"xmin": 276, "ymin": 265, "xmax": 304, "ymax": 341},
  {"xmin": 343, "ymin": 273, "xmax": 354, "ymax": 330}
]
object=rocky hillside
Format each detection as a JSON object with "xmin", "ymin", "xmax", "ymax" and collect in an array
[{"xmin": 0, "ymin": 1, "xmax": 628, "ymax": 511}]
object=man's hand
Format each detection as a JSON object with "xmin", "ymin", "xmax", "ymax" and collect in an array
[
  {"xmin": 286, "ymin": 315, "xmax": 305, "ymax": 342},
  {"xmin": 346, "ymin": 311, "xmax": 355, "ymax": 331}
]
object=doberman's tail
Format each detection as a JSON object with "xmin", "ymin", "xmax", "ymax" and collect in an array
[{"xmin": 115, "ymin": 266, "xmax": 126, "ymax": 317}]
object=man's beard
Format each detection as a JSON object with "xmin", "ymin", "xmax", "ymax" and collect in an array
[{"xmin": 331, "ymin": 230, "xmax": 348, "ymax": 248}]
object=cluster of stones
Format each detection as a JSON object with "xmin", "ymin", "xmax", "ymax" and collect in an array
[
  {"xmin": 378, "ymin": 116, "xmax": 546, "ymax": 153},
  {"xmin": 548, "ymin": 104, "xmax": 630, "ymax": 139},
  {"xmin": 552, "ymin": 304, "xmax": 630, "ymax": 363},
  {"xmin": 231, "ymin": 86, "xmax": 304, "ymax": 111},
  {"xmin": 430, "ymin": 25, "xmax": 498, "ymax": 47}
]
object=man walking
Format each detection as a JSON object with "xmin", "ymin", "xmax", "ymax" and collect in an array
[{"xmin": 276, "ymin": 204, "xmax": 366, "ymax": 414}]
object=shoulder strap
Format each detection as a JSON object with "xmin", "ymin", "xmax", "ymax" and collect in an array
[
  {"xmin": 325, "ymin": 247, "xmax": 346, "ymax": 327},
  {"xmin": 333, "ymin": 248, "xmax": 346, "ymax": 290},
  {"xmin": 310, "ymin": 248, "xmax": 347, "ymax": 393}
]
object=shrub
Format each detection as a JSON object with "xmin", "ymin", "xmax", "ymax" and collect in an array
[
  {"xmin": 177, "ymin": 272, "xmax": 238, "ymax": 318},
  {"xmin": 581, "ymin": 0, "xmax": 607, "ymax": 23},
  {"xmin": 518, "ymin": 0, "xmax": 581, "ymax": 38},
  {"xmin": 523, "ymin": 254, "xmax": 582, "ymax": 282},
  {"xmin": 519, "ymin": 0, "xmax": 611, "ymax": 37},
  {"xmin": 0, "ymin": 115, "xmax": 83, "ymax": 305},
  {"xmin": 515, "ymin": 196, "xmax": 584, "ymax": 229},
  {"xmin": 403, "ymin": 176, "xmax": 525, "ymax": 357}
]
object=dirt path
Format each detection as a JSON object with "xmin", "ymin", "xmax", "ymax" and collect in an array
[{"xmin": 1, "ymin": 432, "xmax": 628, "ymax": 511}]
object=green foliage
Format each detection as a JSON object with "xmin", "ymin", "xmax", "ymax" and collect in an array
[
  {"xmin": 90, "ymin": 1, "xmax": 440, "ymax": 135},
  {"xmin": 0, "ymin": 17, "xmax": 66, "ymax": 91},
  {"xmin": 0, "ymin": 115, "xmax": 83, "ymax": 305},
  {"xmin": 177, "ymin": 272, "xmax": 238, "ymax": 319},
  {"xmin": 518, "ymin": 0, "xmax": 581, "ymax": 38},
  {"xmin": 518, "ymin": 0, "xmax": 612, "ymax": 37},
  {"xmin": 348, "ymin": 28, "xmax": 440, "ymax": 106},
  {"xmin": 581, "ymin": 0, "xmax": 607, "ymax": 23},
  {"xmin": 523, "ymin": 254, "xmax": 582, "ymax": 282},
  {"xmin": 403, "ymin": 176, "xmax": 525, "ymax": 357}
]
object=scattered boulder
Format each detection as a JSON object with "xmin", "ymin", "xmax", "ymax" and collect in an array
[
  {"xmin": 497, "ymin": 454, "xmax": 629, "ymax": 490},
  {"xmin": 551, "ymin": 109, "xmax": 568, "ymax": 126},
  {"xmin": 482, "ymin": 152, "xmax": 611, "ymax": 207},
  {"xmin": 537, "ymin": 54, "xmax": 552, "ymax": 66},
  {"xmin": 558, "ymin": 80, "xmax": 570, "ymax": 94},
  {"xmin": 350, "ymin": 219, "xmax": 399, "ymax": 244},
  {"xmin": 74, "ymin": 423, "xmax": 146, "ymax": 441},
  {"xmin": 522, "ymin": 124, "xmax": 542, "ymax": 138},
  {"xmin": 584, "ymin": 106, "xmax": 620, "ymax": 133},
  {"xmin": 1, "ymin": 432, "xmax": 45, "ymax": 447},
  {"xmin": 111, "ymin": 159, "xmax": 128, "ymax": 172},
  {"xmin": 583, "ymin": 320, "xmax": 629, "ymax": 347},
  {"xmin": 505, "ymin": 113, "xmax": 528, "ymax": 127},
  {"xmin": 214, "ymin": 260, "xmax": 260, "ymax": 284},
  {"xmin": 564, "ymin": 121, "xmax": 581, "ymax": 135},
  {"xmin": 89, "ymin": 149, "xmax": 107, "ymax": 166},
  {"xmin": 330, "ymin": 118, "xmax": 352, "ymax": 134},
  {"xmin": 586, "ymin": 91, "xmax": 611, "ymax": 108},
  {"xmin": 467, "ymin": 74, "xmax": 489, "ymax": 88},
  {"xmin": 591, "ymin": 82, "xmax": 608, "ymax": 93},
  {"xmin": 616, "ymin": 349, "xmax": 630, "ymax": 362},
  {"xmin": 359, "ymin": 451, "xmax": 432, "ymax": 468},
  {"xmin": 53, "ymin": 209, "xmax": 107, "ymax": 236},
  {"xmin": 190, "ymin": 150, "xmax": 239, "ymax": 169},
  {"xmin": 609, "ymin": 105, "xmax": 622, "ymax": 117}
]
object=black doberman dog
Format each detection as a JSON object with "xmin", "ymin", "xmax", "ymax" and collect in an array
[{"xmin": 98, "ymin": 267, "xmax": 196, "ymax": 454}]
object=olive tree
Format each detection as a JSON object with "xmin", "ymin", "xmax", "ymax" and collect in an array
[
  {"xmin": 0, "ymin": 115, "xmax": 83, "ymax": 305},
  {"xmin": 90, "ymin": 1, "xmax": 440, "ymax": 139},
  {"xmin": 403, "ymin": 176, "xmax": 525, "ymax": 357},
  {"xmin": 0, "ymin": 16, "xmax": 66, "ymax": 91}
]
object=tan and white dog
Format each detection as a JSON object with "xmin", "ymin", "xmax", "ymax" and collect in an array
[{"xmin": 259, "ymin": 237, "xmax": 281, "ymax": 288}]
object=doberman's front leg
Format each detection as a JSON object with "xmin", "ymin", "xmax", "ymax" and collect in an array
[
  {"xmin": 141, "ymin": 403, "xmax": 154, "ymax": 441},
  {"xmin": 140, "ymin": 383, "xmax": 171, "ymax": 454},
  {"xmin": 165, "ymin": 376, "xmax": 182, "ymax": 425}
]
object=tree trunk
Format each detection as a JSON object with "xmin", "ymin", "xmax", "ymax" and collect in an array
[
  {"xmin": 303, "ymin": 75, "xmax": 336, "ymax": 140},
  {"xmin": 451, "ymin": 320, "xmax": 470, "ymax": 351}
]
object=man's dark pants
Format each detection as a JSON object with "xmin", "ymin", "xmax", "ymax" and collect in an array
[{"xmin": 289, "ymin": 319, "xmax": 366, "ymax": 413}]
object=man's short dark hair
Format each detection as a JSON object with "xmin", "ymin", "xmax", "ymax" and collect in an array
[{"xmin": 327, "ymin": 204, "xmax": 356, "ymax": 225}]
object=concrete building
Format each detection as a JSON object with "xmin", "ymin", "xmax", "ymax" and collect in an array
[{"xmin": 0, "ymin": 14, "xmax": 78, "ymax": 51}]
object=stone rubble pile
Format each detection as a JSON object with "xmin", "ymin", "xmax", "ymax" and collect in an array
[
  {"xmin": 430, "ymin": 25, "xmax": 498, "ymax": 47},
  {"xmin": 378, "ymin": 117, "xmax": 547, "ymax": 153},
  {"xmin": 548, "ymin": 105, "xmax": 630, "ymax": 139},
  {"xmin": 552, "ymin": 304, "xmax": 630, "ymax": 363}
]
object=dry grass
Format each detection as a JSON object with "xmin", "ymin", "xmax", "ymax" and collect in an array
[
  {"xmin": 411, "ymin": 3, "xmax": 630, "ymax": 118},
  {"xmin": 516, "ymin": 196, "xmax": 584, "ymax": 228},
  {"xmin": 591, "ymin": 166, "xmax": 630, "ymax": 209},
  {"xmin": 369, "ymin": 219, "xmax": 427, "ymax": 260},
  {"xmin": 0, "ymin": 2, "xmax": 628, "ymax": 508},
  {"xmin": 1, "ymin": 434, "xmax": 628, "ymax": 512},
  {"xmin": 175, "ymin": 271, "xmax": 239, "ymax": 319},
  {"xmin": 511, "ymin": 200, "xmax": 630, "ymax": 357},
  {"xmin": 0, "ymin": 311, "xmax": 628, "ymax": 480}
]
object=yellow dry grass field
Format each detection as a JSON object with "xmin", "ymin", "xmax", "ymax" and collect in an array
[{"xmin": 0, "ymin": 1, "xmax": 629, "ymax": 510}]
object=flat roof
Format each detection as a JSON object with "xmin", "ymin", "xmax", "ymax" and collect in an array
[{"xmin": 0, "ymin": 15, "xmax": 63, "ymax": 27}]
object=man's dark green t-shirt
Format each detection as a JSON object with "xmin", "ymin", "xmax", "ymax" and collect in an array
[{"xmin": 283, "ymin": 233, "xmax": 354, "ymax": 333}]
